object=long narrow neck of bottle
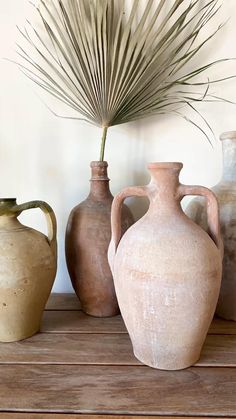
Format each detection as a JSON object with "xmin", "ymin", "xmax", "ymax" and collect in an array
[
  {"xmin": 222, "ymin": 138, "xmax": 236, "ymax": 182},
  {"xmin": 148, "ymin": 164, "xmax": 182, "ymax": 215},
  {"xmin": 89, "ymin": 180, "xmax": 112, "ymax": 200},
  {"xmin": 88, "ymin": 161, "xmax": 113, "ymax": 201}
]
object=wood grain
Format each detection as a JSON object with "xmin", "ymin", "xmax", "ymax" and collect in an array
[
  {"xmin": 1, "ymin": 294, "xmax": 236, "ymax": 417},
  {"xmin": 45, "ymin": 294, "xmax": 81, "ymax": 311},
  {"xmin": 0, "ymin": 365, "xmax": 236, "ymax": 416},
  {"xmin": 0, "ymin": 333, "xmax": 236, "ymax": 367},
  {"xmin": 41, "ymin": 309, "xmax": 236, "ymax": 335},
  {"xmin": 209, "ymin": 317, "xmax": 236, "ymax": 334},
  {"xmin": 1, "ymin": 416, "xmax": 233, "ymax": 419},
  {"xmin": 41, "ymin": 311, "xmax": 126, "ymax": 333}
]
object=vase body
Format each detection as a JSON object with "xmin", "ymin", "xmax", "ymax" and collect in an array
[
  {"xmin": 186, "ymin": 131, "xmax": 236, "ymax": 320},
  {"xmin": 0, "ymin": 199, "xmax": 57, "ymax": 342},
  {"xmin": 108, "ymin": 163, "xmax": 222, "ymax": 370},
  {"xmin": 65, "ymin": 161, "xmax": 134, "ymax": 317}
]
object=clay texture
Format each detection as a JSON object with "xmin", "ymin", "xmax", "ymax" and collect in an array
[
  {"xmin": 0, "ymin": 199, "xmax": 57, "ymax": 342},
  {"xmin": 109, "ymin": 162, "xmax": 222, "ymax": 370},
  {"xmin": 186, "ymin": 131, "xmax": 236, "ymax": 320},
  {"xmin": 65, "ymin": 161, "xmax": 134, "ymax": 317}
]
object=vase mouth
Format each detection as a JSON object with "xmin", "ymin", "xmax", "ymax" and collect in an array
[
  {"xmin": 0, "ymin": 198, "xmax": 17, "ymax": 203},
  {"xmin": 148, "ymin": 162, "xmax": 183, "ymax": 170},
  {"xmin": 90, "ymin": 161, "xmax": 108, "ymax": 167},
  {"xmin": 0, "ymin": 199, "xmax": 17, "ymax": 214},
  {"xmin": 220, "ymin": 131, "xmax": 236, "ymax": 141}
]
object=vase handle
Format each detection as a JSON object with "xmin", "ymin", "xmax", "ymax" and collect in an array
[
  {"xmin": 13, "ymin": 200, "xmax": 57, "ymax": 257},
  {"xmin": 108, "ymin": 186, "xmax": 147, "ymax": 272},
  {"xmin": 179, "ymin": 185, "xmax": 223, "ymax": 257}
]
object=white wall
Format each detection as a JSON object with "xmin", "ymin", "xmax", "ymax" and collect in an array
[{"xmin": 0, "ymin": 0, "xmax": 236, "ymax": 292}]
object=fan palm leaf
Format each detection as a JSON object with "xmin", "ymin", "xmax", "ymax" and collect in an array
[{"xmin": 17, "ymin": 0, "xmax": 234, "ymax": 160}]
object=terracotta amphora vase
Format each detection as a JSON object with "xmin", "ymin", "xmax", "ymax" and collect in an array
[
  {"xmin": 108, "ymin": 162, "xmax": 223, "ymax": 370},
  {"xmin": 0, "ymin": 198, "xmax": 57, "ymax": 342},
  {"xmin": 65, "ymin": 161, "xmax": 134, "ymax": 317},
  {"xmin": 186, "ymin": 131, "xmax": 236, "ymax": 320}
]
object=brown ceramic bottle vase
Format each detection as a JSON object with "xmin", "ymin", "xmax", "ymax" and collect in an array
[
  {"xmin": 0, "ymin": 198, "xmax": 57, "ymax": 342},
  {"xmin": 108, "ymin": 162, "xmax": 223, "ymax": 370},
  {"xmin": 186, "ymin": 132, "xmax": 236, "ymax": 320},
  {"xmin": 65, "ymin": 161, "xmax": 134, "ymax": 317}
]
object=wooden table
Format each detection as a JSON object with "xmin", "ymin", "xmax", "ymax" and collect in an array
[{"xmin": 0, "ymin": 293, "xmax": 236, "ymax": 418}]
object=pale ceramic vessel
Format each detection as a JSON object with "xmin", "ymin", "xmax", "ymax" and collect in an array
[
  {"xmin": 186, "ymin": 131, "xmax": 236, "ymax": 321},
  {"xmin": 108, "ymin": 163, "xmax": 223, "ymax": 371},
  {"xmin": 0, "ymin": 199, "xmax": 57, "ymax": 342}
]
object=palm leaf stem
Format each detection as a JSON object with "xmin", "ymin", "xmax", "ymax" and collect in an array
[{"xmin": 99, "ymin": 126, "xmax": 108, "ymax": 162}]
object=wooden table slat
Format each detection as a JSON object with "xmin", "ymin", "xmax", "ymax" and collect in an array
[
  {"xmin": 1, "ymin": 416, "xmax": 234, "ymax": 419},
  {"xmin": 0, "ymin": 365, "xmax": 236, "ymax": 416},
  {"xmin": 41, "ymin": 311, "xmax": 127, "ymax": 333},
  {"xmin": 41, "ymin": 310, "xmax": 236, "ymax": 335},
  {"xmin": 209, "ymin": 317, "xmax": 236, "ymax": 335},
  {"xmin": 0, "ymin": 332, "xmax": 236, "ymax": 367},
  {"xmin": 2, "ymin": 293, "xmax": 236, "ymax": 417},
  {"xmin": 45, "ymin": 294, "xmax": 81, "ymax": 311}
]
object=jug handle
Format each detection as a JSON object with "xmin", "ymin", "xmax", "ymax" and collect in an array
[
  {"xmin": 178, "ymin": 184, "xmax": 223, "ymax": 258},
  {"xmin": 109, "ymin": 186, "xmax": 147, "ymax": 271},
  {"xmin": 13, "ymin": 200, "xmax": 57, "ymax": 257}
]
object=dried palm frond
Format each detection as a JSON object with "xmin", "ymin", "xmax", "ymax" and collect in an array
[{"xmin": 17, "ymin": 0, "xmax": 234, "ymax": 160}]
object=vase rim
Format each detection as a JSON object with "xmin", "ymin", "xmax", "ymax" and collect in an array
[
  {"xmin": 0, "ymin": 199, "xmax": 17, "ymax": 213},
  {"xmin": 148, "ymin": 162, "xmax": 183, "ymax": 170},
  {"xmin": 0, "ymin": 198, "xmax": 16, "ymax": 202},
  {"xmin": 90, "ymin": 161, "xmax": 108, "ymax": 167},
  {"xmin": 220, "ymin": 131, "xmax": 236, "ymax": 141}
]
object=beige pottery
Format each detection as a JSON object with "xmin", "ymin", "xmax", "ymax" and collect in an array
[
  {"xmin": 186, "ymin": 132, "xmax": 236, "ymax": 320},
  {"xmin": 0, "ymin": 198, "xmax": 57, "ymax": 342},
  {"xmin": 108, "ymin": 163, "xmax": 223, "ymax": 370}
]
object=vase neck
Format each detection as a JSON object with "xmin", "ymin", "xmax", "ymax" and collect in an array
[
  {"xmin": 88, "ymin": 161, "xmax": 113, "ymax": 201},
  {"xmin": 0, "ymin": 198, "xmax": 22, "ymax": 229},
  {"xmin": 147, "ymin": 163, "xmax": 182, "ymax": 213},
  {"xmin": 221, "ymin": 133, "xmax": 236, "ymax": 182}
]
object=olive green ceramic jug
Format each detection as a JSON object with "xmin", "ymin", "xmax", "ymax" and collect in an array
[{"xmin": 0, "ymin": 198, "xmax": 57, "ymax": 342}]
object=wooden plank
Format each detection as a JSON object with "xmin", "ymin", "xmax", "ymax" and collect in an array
[
  {"xmin": 41, "ymin": 310, "xmax": 236, "ymax": 335},
  {"xmin": 45, "ymin": 294, "xmax": 81, "ymax": 311},
  {"xmin": 0, "ymin": 365, "xmax": 236, "ymax": 416},
  {"xmin": 0, "ymin": 333, "xmax": 135, "ymax": 365},
  {"xmin": 41, "ymin": 311, "xmax": 126, "ymax": 333},
  {"xmin": 45, "ymin": 295, "xmax": 236, "ymax": 335},
  {"xmin": 200, "ymin": 334, "xmax": 236, "ymax": 366},
  {"xmin": 210, "ymin": 317, "xmax": 236, "ymax": 335},
  {"xmin": 0, "ymin": 416, "xmax": 223, "ymax": 419},
  {"xmin": 0, "ymin": 333, "xmax": 236, "ymax": 367}
]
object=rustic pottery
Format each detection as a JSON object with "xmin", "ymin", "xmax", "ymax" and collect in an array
[
  {"xmin": 186, "ymin": 131, "xmax": 236, "ymax": 320},
  {"xmin": 0, "ymin": 198, "xmax": 57, "ymax": 342},
  {"xmin": 65, "ymin": 161, "xmax": 134, "ymax": 317},
  {"xmin": 108, "ymin": 162, "xmax": 223, "ymax": 370}
]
